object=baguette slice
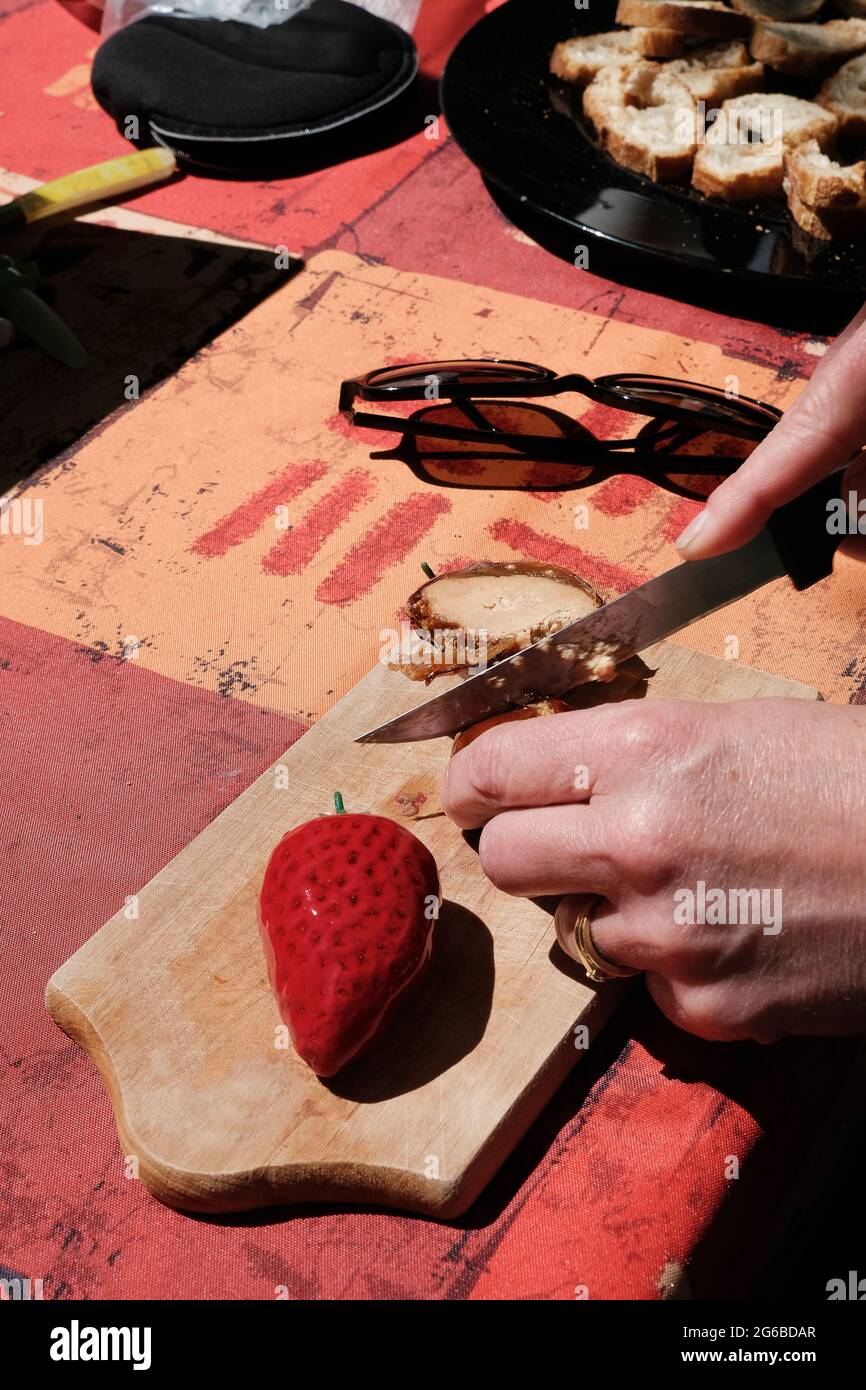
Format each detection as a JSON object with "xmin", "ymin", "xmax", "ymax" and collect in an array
[
  {"xmin": 784, "ymin": 139, "xmax": 866, "ymax": 207},
  {"xmin": 786, "ymin": 186, "xmax": 866, "ymax": 239},
  {"xmin": 731, "ymin": 0, "xmax": 823, "ymax": 18},
  {"xmin": 630, "ymin": 25, "xmax": 690, "ymax": 55},
  {"xmin": 818, "ymin": 53, "xmax": 866, "ymax": 136},
  {"xmin": 750, "ymin": 19, "xmax": 866, "ymax": 78},
  {"xmin": 604, "ymin": 103, "xmax": 700, "ymax": 180},
  {"xmin": 616, "ymin": 1, "xmax": 750, "ymax": 37},
  {"xmin": 583, "ymin": 60, "xmax": 696, "ymax": 133},
  {"xmin": 693, "ymin": 135, "xmax": 786, "ymax": 198},
  {"xmin": 587, "ymin": 62, "xmax": 699, "ymax": 180},
  {"xmin": 666, "ymin": 40, "xmax": 765, "ymax": 101},
  {"xmin": 692, "ymin": 93, "xmax": 837, "ymax": 199},
  {"xmin": 616, "ymin": 58, "xmax": 699, "ymax": 107},
  {"xmin": 551, "ymin": 28, "xmax": 685, "ymax": 84},
  {"xmin": 583, "ymin": 63, "xmax": 634, "ymax": 132},
  {"xmin": 720, "ymin": 91, "xmax": 838, "ymax": 148}
]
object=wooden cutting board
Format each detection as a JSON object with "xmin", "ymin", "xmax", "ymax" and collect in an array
[{"xmin": 46, "ymin": 644, "xmax": 819, "ymax": 1218}]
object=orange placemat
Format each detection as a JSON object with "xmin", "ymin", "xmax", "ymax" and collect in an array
[{"xmin": 2, "ymin": 0, "xmax": 865, "ymax": 1304}]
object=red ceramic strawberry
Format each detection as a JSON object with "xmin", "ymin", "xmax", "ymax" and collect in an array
[{"xmin": 259, "ymin": 793, "xmax": 440, "ymax": 1077}]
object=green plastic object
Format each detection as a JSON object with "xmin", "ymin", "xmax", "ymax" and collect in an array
[{"xmin": 0, "ymin": 254, "xmax": 87, "ymax": 369}]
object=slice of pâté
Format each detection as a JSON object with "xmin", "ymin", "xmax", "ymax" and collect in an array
[{"xmin": 396, "ymin": 560, "xmax": 618, "ymax": 684}]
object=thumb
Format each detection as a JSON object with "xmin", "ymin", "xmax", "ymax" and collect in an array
[
  {"xmin": 676, "ymin": 314, "xmax": 866, "ymax": 560},
  {"xmin": 839, "ymin": 451, "xmax": 866, "ymax": 565}
]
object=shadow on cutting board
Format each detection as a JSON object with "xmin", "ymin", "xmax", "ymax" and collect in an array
[
  {"xmin": 324, "ymin": 901, "xmax": 495, "ymax": 1105},
  {"xmin": 0, "ymin": 219, "xmax": 298, "ymax": 491}
]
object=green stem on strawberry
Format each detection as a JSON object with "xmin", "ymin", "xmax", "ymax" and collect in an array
[
  {"xmin": 333, "ymin": 791, "xmax": 345, "ymax": 815},
  {"xmin": 420, "ymin": 561, "xmax": 436, "ymax": 580}
]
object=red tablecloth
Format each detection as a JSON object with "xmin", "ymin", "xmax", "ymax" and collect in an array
[{"xmin": 1, "ymin": 0, "xmax": 864, "ymax": 1301}]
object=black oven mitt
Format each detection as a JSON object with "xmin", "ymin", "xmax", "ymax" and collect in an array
[{"xmin": 91, "ymin": 0, "xmax": 419, "ymax": 173}]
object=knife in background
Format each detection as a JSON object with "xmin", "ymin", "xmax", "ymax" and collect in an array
[
  {"xmin": 0, "ymin": 149, "xmax": 177, "ymax": 231},
  {"xmin": 357, "ymin": 469, "xmax": 848, "ymax": 744}
]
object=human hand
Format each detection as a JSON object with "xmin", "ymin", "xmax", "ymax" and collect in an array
[
  {"xmin": 677, "ymin": 302, "xmax": 866, "ymax": 560},
  {"xmin": 441, "ymin": 698, "xmax": 866, "ymax": 1044}
]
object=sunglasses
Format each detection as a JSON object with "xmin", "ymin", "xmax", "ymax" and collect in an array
[{"xmin": 339, "ymin": 359, "xmax": 781, "ymax": 483}]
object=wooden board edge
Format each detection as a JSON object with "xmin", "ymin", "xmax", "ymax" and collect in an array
[
  {"xmin": 42, "ymin": 644, "xmax": 821, "ymax": 1217},
  {"xmin": 433, "ymin": 979, "xmax": 633, "ymax": 1218},
  {"xmin": 642, "ymin": 643, "xmax": 822, "ymax": 702},
  {"xmin": 45, "ymin": 969, "xmax": 629, "ymax": 1219}
]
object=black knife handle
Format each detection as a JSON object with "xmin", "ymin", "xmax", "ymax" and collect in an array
[{"xmin": 766, "ymin": 467, "xmax": 849, "ymax": 592}]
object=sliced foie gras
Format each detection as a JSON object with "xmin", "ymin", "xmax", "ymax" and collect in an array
[
  {"xmin": 398, "ymin": 561, "xmax": 608, "ymax": 681},
  {"xmin": 452, "ymin": 698, "xmax": 571, "ymax": 754}
]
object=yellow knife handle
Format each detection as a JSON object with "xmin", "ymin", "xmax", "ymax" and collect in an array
[{"xmin": 0, "ymin": 148, "xmax": 177, "ymax": 227}]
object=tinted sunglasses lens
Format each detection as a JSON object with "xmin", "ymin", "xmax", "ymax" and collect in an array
[
  {"xmin": 641, "ymin": 421, "xmax": 758, "ymax": 499},
  {"xmin": 601, "ymin": 375, "xmax": 778, "ymax": 435},
  {"xmin": 407, "ymin": 402, "xmax": 592, "ymax": 488},
  {"xmin": 364, "ymin": 360, "xmax": 552, "ymax": 392}
]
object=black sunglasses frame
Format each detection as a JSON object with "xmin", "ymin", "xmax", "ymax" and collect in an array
[{"xmin": 339, "ymin": 359, "xmax": 782, "ymax": 470}]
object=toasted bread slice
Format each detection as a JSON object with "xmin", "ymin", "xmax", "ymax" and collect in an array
[
  {"xmin": 666, "ymin": 41, "xmax": 765, "ymax": 101},
  {"xmin": 692, "ymin": 93, "xmax": 837, "ymax": 199},
  {"xmin": 616, "ymin": 1, "xmax": 750, "ymax": 37},
  {"xmin": 720, "ymin": 92, "xmax": 838, "ymax": 148},
  {"xmin": 630, "ymin": 25, "xmax": 690, "ymax": 55},
  {"xmin": 750, "ymin": 19, "xmax": 866, "ymax": 78},
  {"xmin": 624, "ymin": 58, "xmax": 700, "ymax": 107},
  {"xmin": 785, "ymin": 186, "xmax": 866, "ymax": 239},
  {"xmin": 583, "ymin": 60, "xmax": 696, "ymax": 132},
  {"xmin": 818, "ymin": 53, "xmax": 866, "ymax": 136},
  {"xmin": 584, "ymin": 61, "xmax": 698, "ymax": 180},
  {"xmin": 604, "ymin": 104, "xmax": 700, "ymax": 180},
  {"xmin": 784, "ymin": 139, "xmax": 866, "ymax": 207},
  {"xmin": 551, "ymin": 28, "xmax": 685, "ymax": 85},
  {"xmin": 692, "ymin": 135, "xmax": 785, "ymax": 198},
  {"xmin": 731, "ymin": 0, "xmax": 823, "ymax": 18},
  {"xmin": 583, "ymin": 64, "xmax": 634, "ymax": 133}
]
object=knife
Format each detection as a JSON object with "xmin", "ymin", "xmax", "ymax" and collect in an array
[{"xmin": 357, "ymin": 470, "xmax": 848, "ymax": 744}]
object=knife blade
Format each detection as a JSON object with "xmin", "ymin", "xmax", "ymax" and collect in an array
[{"xmin": 356, "ymin": 530, "xmax": 785, "ymax": 744}]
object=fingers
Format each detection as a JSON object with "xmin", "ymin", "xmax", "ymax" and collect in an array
[
  {"xmin": 442, "ymin": 702, "xmax": 681, "ymax": 831},
  {"xmin": 557, "ymin": 899, "xmax": 779, "ymax": 1039},
  {"xmin": 676, "ymin": 306, "xmax": 866, "ymax": 560},
  {"xmin": 556, "ymin": 894, "xmax": 670, "ymax": 975},
  {"xmin": 441, "ymin": 709, "xmax": 603, "ymax": 830},
  {"xmin": 839, "ymin": 451, "xmax": 866, "ymax": 564},
  {"xmin": 477, "ymin": 805, "xmax": 616, "ymax": 898},
  {"xmin": 643, "ymin": 973, "xmax": 731, "ymax": 1042},
  {"xmin": 644, "ymin": 973, "xmax": 785, "ymax": 1045},
  {"xmin": 811, "ymin": 301, "xmax": 866, "ymax": 372},
  {"xmin": 589, "ymin": 902, "xmax": 685, "ymax": 976}
]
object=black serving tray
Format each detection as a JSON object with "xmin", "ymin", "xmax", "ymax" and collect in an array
[{"xmin": 441, "ymin": 0, "xmax": 866, "ymax": 291}]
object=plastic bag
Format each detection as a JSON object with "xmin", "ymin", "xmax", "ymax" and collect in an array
[
  {"xmin": 100, "ymin": 0, "xmax": 420, "ymax": 38},
  {"xmin": 101, "ymin": 0, "xmax": 315, "ymax": 37}
]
